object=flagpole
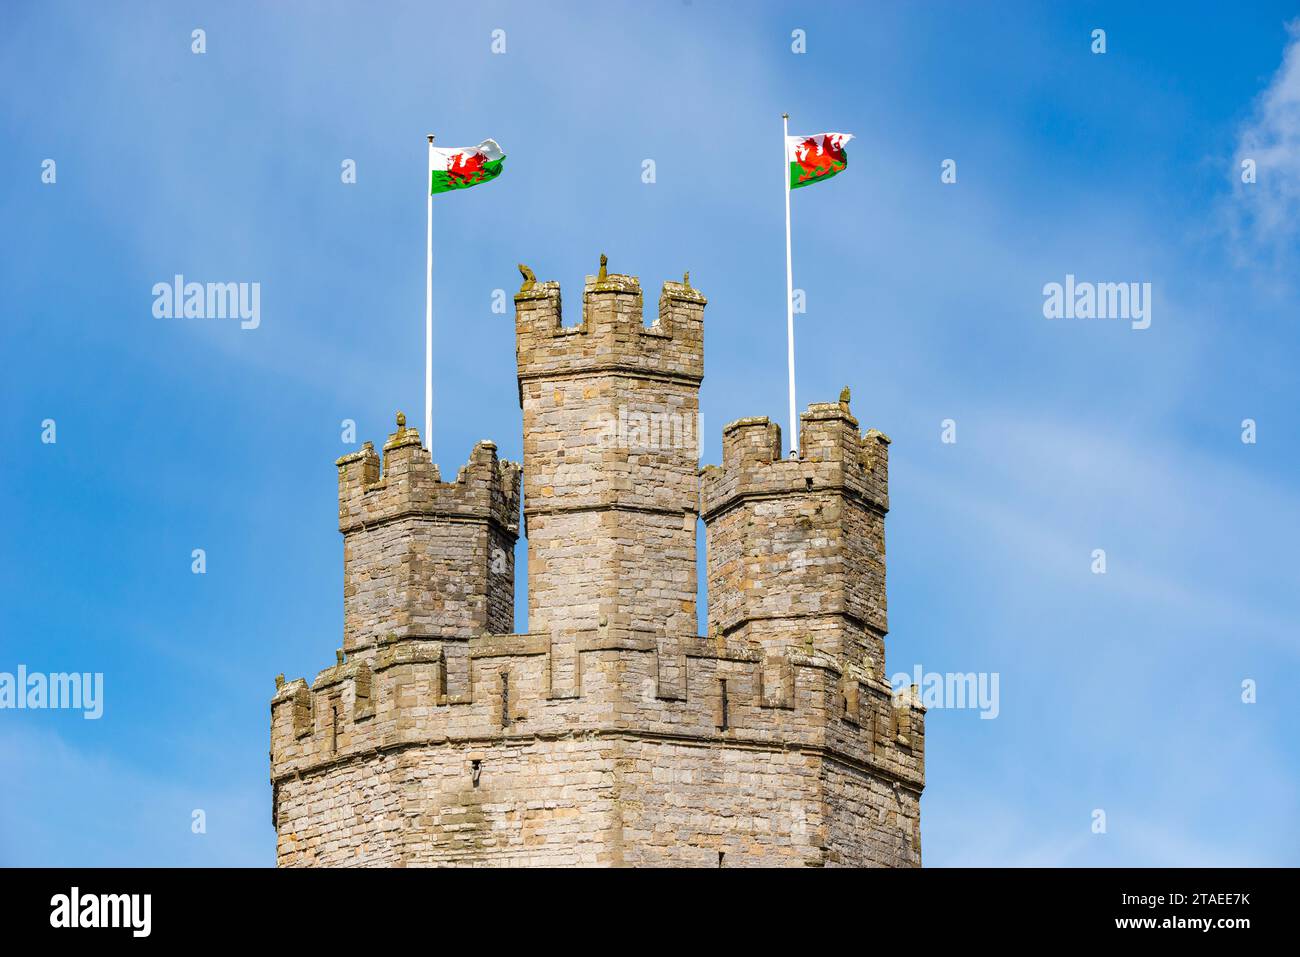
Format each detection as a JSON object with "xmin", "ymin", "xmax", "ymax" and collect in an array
[
  {"xmin": 783, "ymin": 113, "xmax": 797, "ymax": 458},
  {"xmin": 425, "ymin": 134, "xmax": 434, "ymax": 453}
]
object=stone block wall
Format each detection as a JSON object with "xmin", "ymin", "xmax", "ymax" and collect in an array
[{"xmin": 270, "ymin": 628, "xmax": 923, "ymax": 866}]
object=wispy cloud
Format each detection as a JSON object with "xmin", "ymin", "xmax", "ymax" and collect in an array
[{"xmin": 1230, "ymin": 20, "xmax": 1300, "ymax": 262}]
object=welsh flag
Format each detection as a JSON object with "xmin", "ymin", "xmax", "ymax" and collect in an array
[
  {"xmin": 430, "ymin": 139, "xmax": 505, "ymax": 194},
  {"xmin": 786, "ymin": 132, "xmax": 853, "ymax": 189}
]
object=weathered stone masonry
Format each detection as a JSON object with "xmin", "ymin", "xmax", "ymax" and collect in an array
[{"xmin": 270, "ymin": 260, "xmax": 924, "ymax": 867}]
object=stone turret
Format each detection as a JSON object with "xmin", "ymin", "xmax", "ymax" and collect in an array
[
  {"xmin": 701, "ymin": 390, "xmax": 891, "ymax": 673},
  {"xmin": 513, "ymin": 255, "xmax": 705, "ymax": 637},
  {"xmin": 270, "ymin": 260, "xmax": 923, "ymax": 868},
  {"xmin": 335, "ymin": 413, "xmax": 520, "ymax": 654}
]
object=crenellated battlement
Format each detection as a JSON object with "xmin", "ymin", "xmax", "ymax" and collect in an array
[
  {"xmin": 513, "ymin": 255, "xmax": 706, "ymax": 389},
  {"xmin": 271, "ymin": 259, "xmax": 923, "ymax": 868},
  {"xmin": 702, "ymin": 393, "xmax": 890, "ymax": 522},
  {"xmin": 337, "ymin": 414, "xmax": 521, "ymax": 535},
  {"xmin": 270, "ymin": 635, "xmax": 924, "ymax": 798}
]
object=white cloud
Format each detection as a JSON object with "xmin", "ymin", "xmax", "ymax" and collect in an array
[{"xmin": 1231, "ymin": 20, "xmax": 1300, "ymax": 259}]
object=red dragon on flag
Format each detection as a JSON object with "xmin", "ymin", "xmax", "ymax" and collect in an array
[
  {"xmin": 786, "ymin": 131, "xmax": 853, "ymax": 189},
  {"xmin": 446, "ymin": 150, "xmax": 490, "ymax": 186},
  {"xmin": 793, "ymin": 135, "xmax": 847, "ymax": 183}
]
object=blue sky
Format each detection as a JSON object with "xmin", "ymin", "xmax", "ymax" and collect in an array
[{"xmin": 2, "ymin": 0, "xmax": 1298, "ymax": 866}]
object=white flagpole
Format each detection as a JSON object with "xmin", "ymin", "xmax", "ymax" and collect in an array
[
  {"xmin": 425, "ymin": 134, "xmax": 434, "ymax": 453},
  {"xmin": 783, "ymin": 113, "xmax": 797, "ymax": 458}
]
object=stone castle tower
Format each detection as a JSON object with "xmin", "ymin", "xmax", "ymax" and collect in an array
[{"xmin": 270, "ymin": 259, "xmax": 925, "ymax": 866}]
